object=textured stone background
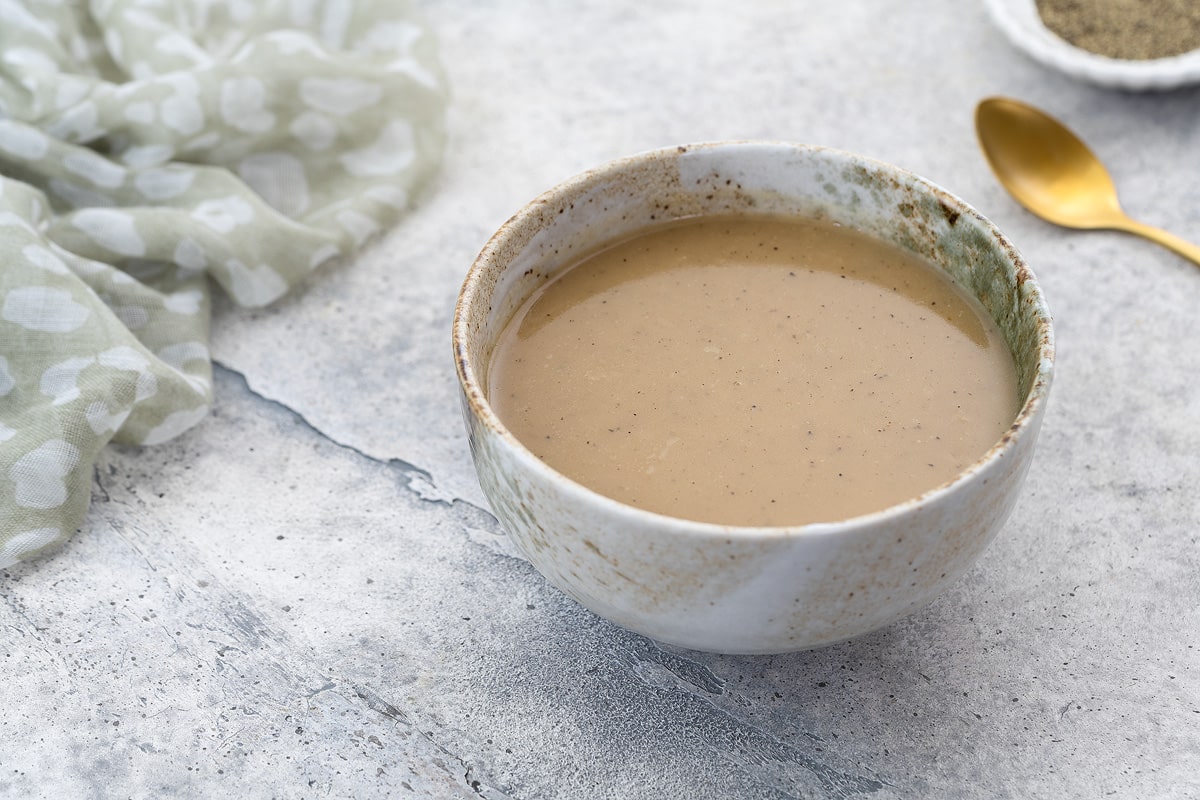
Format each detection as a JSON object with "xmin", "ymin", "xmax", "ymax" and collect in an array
[{"xmin": 3, "ymin": 1, "xmax": 1199, "ymax": 798}]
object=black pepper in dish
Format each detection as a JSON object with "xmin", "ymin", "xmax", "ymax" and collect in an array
[{"xmin": 1037, "ymin": 0, "xmax": 1200, "ymax": 59}]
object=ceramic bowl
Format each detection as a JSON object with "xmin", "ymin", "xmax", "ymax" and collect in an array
[
  {"xmin": 983, "ymin": 0, "xmax": 1200, "ymax": 90},
  {"xmin": 453, "ymin": 142, "xmax": 1054, "ymax": 654}
]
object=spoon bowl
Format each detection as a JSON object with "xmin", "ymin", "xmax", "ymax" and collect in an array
[{"xmin": 975, "ymin": 96, "xmax": 1200, "ymax": 267}]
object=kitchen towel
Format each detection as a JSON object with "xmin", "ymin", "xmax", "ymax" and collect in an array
[{"xmin": 0, "ymin": 0, "xmax": 446, "ymax": 567}]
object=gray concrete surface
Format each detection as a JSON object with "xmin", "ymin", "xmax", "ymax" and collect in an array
[{"xmin": 3, "ymin": 1, "xmax": 1199, "ymax": 797}]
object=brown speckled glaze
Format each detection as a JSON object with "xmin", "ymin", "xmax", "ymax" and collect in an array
[{"xmin": 452, "ymin": 142, "xmax": 1054, "ymax": 654}]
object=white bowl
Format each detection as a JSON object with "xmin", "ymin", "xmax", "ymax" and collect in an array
[
  {"xmin": 453, "ymin": 142, "xmax": 1055, "ymax": 654},
  {"xmin": 983, "ymin": 0, "xmax": 1200, "ymax": 90}
]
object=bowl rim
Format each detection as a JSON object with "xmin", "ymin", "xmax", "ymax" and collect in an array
[{"xmin": 453, "ymin": 140, "xmax": 1055, "ymax": 540}]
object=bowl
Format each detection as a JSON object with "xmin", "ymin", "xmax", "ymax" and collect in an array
[
  {"xmin": 453, "ymin": 142, "xmax": 1054, "ymax": 654},
  {"xmin": 983, "ymin": 0, "xmax": 1200, "ymax": 90}
]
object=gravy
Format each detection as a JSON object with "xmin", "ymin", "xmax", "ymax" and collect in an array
[{"xmin": 488, "ymin": 215, "xmax": 1017, "ymax": 526}]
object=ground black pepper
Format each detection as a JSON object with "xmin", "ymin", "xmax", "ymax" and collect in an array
[{"xmin": 1037, "ymin": 0, "xmax": 1200, "ymax": 59}]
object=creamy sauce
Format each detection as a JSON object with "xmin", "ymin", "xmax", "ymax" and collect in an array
[{"xmin": 488, "ymin": 215, "xmax": 1018, "ymax": 526}]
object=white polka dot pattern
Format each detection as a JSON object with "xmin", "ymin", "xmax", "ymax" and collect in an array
[{"xmin": 0, "ymin": 0, "xmax": 447, "ymax": 566}]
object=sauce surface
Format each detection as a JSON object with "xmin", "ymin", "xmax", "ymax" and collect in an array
[{"xmin": 488, "ymin": 216, "xmax": 1018, "ymax": 526}]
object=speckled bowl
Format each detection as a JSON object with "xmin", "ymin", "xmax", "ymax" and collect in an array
[{"xmin": 453, "ymin": 142, "xmax": 1054, "ymax": 654}]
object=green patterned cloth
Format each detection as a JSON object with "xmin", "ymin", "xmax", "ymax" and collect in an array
[{"xmin": 0, "ymin": 0, "xmax": 446, "ymax": 567}]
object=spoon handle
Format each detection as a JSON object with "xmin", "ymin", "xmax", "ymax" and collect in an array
[{"xmin": 1117, "ymin": 219, "xmax": 1200, "ymax": 269}]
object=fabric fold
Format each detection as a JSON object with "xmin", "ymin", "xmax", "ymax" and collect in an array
[{"xmin": 0, "ymin": 0, "xmax": 447, "ymax": 567}]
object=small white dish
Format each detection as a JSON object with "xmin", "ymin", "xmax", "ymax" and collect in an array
[{"xmin": 983, "ymin": 0, "xmax": 1200, "ymax": 91}]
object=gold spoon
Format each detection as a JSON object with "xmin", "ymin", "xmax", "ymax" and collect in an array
[{"xmin": 975, "ymin": 96, "xmax": 1200, "ymax": 268}]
